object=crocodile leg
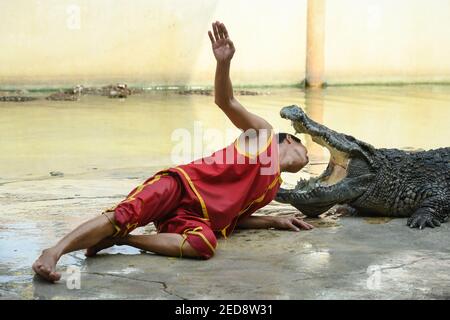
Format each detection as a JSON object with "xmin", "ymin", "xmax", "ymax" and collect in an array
[{"xmin": 406, "ymin": 196, "xmax": 449, "ymax": 229}]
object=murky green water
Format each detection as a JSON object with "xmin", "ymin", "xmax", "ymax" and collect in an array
[{"xmin": 1, "ymin": 85, "xmax": 449, "ymax": 183}]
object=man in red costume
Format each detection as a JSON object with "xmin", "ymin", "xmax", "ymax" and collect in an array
[{"xmin": 33, "ymin": 21, "xmax": 313, "ymax": 282}]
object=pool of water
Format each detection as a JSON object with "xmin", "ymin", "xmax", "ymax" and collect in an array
[{"xmin": 1, "ymin": 85, "xmax": 449, "ymax": 184}]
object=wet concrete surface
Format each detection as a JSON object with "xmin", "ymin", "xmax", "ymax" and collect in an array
[{"xmin": 1, "ymin": 167, "xmax": 450, "ymax": 300}]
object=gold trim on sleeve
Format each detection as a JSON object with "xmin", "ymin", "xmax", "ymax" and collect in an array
[{"xmin": 234, "ymin": 130, "xmax": 274, "ymax": 159}]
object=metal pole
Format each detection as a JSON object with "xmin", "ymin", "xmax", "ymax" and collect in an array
[{"xmin": 306, "ymin": 0, "xmax": 326, "ymax": 88}]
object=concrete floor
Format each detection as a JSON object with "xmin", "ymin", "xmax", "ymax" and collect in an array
[{"xmin": 1, "ymin": 167, "xmax": 450, "ymax": 300}]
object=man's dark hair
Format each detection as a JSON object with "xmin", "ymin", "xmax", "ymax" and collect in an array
[{"xmin": 277, "ymin": 132, "xmax": 301, "ymax": 144}]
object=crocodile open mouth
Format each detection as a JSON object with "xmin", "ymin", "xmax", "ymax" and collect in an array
[
  {"xmin": 277, "ymin": 105, "xmax": 376, "ymax": 216},
  {"xmin": 293, "ymin": 125, "xmax": 351, "ymax": 194}
]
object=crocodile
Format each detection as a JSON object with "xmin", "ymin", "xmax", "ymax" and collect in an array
[{"xmin": 275, "ymin": 105, "xmax": 450, "ymax": 229}]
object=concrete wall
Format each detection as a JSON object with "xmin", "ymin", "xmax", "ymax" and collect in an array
[
  {"xmin": 0, "ymin": 0, "xmax": 306, "ymax": 86},
  {"xmin": 325, "ymin": 0, "xmax": 450, "ymax": 84},
  {"xmin": 0, "ymin": 0, "xmax": 449, "ymax": 86}
]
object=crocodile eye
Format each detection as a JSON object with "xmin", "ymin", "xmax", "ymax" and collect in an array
[
  {"xmin": 394, "ymin": 157, "xmax": 402, "ymax": 162},
  {"xmin": 345, "ymin": 135, "xmax": 356, "ymax": 142}
]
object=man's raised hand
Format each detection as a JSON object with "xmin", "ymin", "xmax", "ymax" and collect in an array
[{"xmin": 208, "ymin": 21, "xmax": 235, "ymax": 62}]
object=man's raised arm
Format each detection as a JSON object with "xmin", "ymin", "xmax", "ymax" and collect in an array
[{"xmin": 208, "ymin": 21, "xmax": 272, "ymax": 131}]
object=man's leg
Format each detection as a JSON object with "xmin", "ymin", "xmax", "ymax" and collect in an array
[
  {"xmin": 32, "ymin": 212, "xmax": 115, "ymax": 282},
  {"xmin": 33, "ymin": 173, "xmax": 183, "ymax": 282},
  {"xmin": 140, "ymin": 215, "xmax": 217, "ymax": 259},
  {"xmin": 86, "ymin": 233, "xmax": 202, "ymax": 258},
  {"xmin": 86, "ymin": 218, "xmax": 217, "ymax": 260}
]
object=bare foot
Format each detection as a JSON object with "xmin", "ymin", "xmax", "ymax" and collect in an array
[
  {"xmin": 85, "ymin": 237, "xmax": 118, "ymax": 257},
  {"xmin": 32, "ymin": 248, "xmax": 61, "ymax": 282}
]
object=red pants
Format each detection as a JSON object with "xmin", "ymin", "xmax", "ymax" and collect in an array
[{"xmin": 103, "ymin": 173, "xmax": 217, "ymax": 259}]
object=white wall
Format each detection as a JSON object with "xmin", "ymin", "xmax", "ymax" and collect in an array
[
  {"xmin": 325, "ymin": 0, "xmax": 450, "ymax": 84},
  {"xmin": 1, "ymin": 0, "xmax": 450, "ymax": 86},
  {"xmin": 0, "ymin": 0, "xmax": 307, "ymax": 86}
]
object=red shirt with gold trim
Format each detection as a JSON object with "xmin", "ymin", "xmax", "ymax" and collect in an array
[{"xmin": 160, "ymin": 131, "xmax": 281, "ymax": 237}]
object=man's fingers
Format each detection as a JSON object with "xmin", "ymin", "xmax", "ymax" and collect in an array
[
  {"xmin": 216, "ymin": 21, "xmax": 222, "ymax": 39},
  {"xmin": 222, "ymin": 23, "xmax": 229, "ymax": 39},
  {"xmin": 287, "ymin": 221, "xmax": 300, "ymax": 232},
  {"xmin": 217, "ymin": 22, "xmax": 223, "ymax": 39},
  {"xmin": 212, "ymin": 22, "xmax": 219, "ymax": 41},
  {"xmin": 293, "ymin": 218, "xmax": 314, "ymax": 230},
  {"xmin": 218, "ymin": 22, "xmax": 225, "ymax": 39},
  {"xmin": 301, "ymin": 219, "xmax": 314, "ymax": 229},
  {"xmin": 301, "ymin": 221, "xmax": 314, "ymax": 230},
  {"xmin": 302, "ymin": 222, "xmax": 314, "ymax": 230},
  {"xmin": 208, "ymin": 31, "xmax": 215, "ymax": 45},
  {"xmin": 211, "ymin": 21, "xmax": 232, "ymax": 44}
]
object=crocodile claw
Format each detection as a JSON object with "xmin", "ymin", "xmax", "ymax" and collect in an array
[{"xmin": 407, "ymin": 212, "xmax": 441, "ymax": 229}]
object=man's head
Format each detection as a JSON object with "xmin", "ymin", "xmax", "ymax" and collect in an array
[{"xmin": 277, "ymin": 133, "xmax": 309, "ymax": 173}]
